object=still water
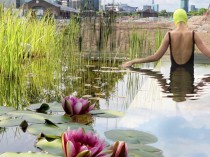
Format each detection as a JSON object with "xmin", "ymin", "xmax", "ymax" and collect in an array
[
  {"xmin": 94, "ymin": 55, "xmax": 210, "ymax": 157},
  {"xmin": 0, "ymin": 54, "xmax": 210, "ymax": 157}
]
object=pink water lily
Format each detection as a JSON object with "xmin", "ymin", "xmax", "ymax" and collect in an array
[
  {"xmin": 62, "ymin": 96, "xmax": 95, "ymax": 115},
  {"xmin": 62, "ymin": 128, "xmax": 107, "ymax": 157},
  {"xmin": 110, "ymin": 141, "xmax": 128, "ymax": 157}
]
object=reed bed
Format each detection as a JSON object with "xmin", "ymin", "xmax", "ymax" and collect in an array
[{"xmin": 0, "ymin": 7, "xmax": 165, "ymax": 107}]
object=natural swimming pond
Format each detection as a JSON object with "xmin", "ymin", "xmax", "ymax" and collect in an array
[{"xmin": 0, "ymin": 54, "xmax": 210, "ymax": 157}]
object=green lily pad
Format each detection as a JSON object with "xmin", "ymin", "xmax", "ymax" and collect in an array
[
  {"xmin": 128, "ymin": 144, "xmax": 162, "ymax": 153},
  {"xmin": 0, "ymin": 119, "xmax": 26, "ymax": 127},
  {"xmin": 7, "ymin": 110, "xmax": 71, "ymax": 124},
  {"xmin": 27, "ymin": 122, "xmax": 93, "ymax": 136},
  {"xmin": 105, "ymin": 130, "xmax": 158, "ymax": 144},
  {"xmin": 45, "ymin": 115, "xmax": 72, "ymax": 124},
  {"xmin": 0, "ymin": 115, "xmax": 12, "ymax": 121},
  {"xmin": 26, "ymin": 102, "xmax": 64, "ymax": 113},
  {"xmin": 89, "ymin": 109, "xmax": 124, "ymax": 118},
  {"xmin": 7, "ymin": 111, "xmax": 47, "ymax": 123},
  {"xmin": 0, "ymin": 152, "xmax": 61, "ymax": 157},
  {"xmin": 129, "ymin": 149, "xmax": 164, "ymax": 157},
  {"xmin": 28, "ymin": 123, "xmax": 63, "ymax": 136},
  {"xmin": 0, "ymin": 106, "xmax": 15, "ymax": 115},
  {"xmin": 36, "ymin": 138, "xmax": 63, "ymax": 156}
]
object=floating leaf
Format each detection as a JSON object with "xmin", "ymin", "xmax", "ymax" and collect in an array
[
  {"xmin": 37, "ymin": 133, "xmax": 61, "ymax": 142},
  {"xmin": 0, "ymin": 152, "xmax": 61, "ymax": 157},
  {"xmin": 7, "ymin": 110, "xmax": 71, "ymax": 124},
  {"xmin": 36, "ymin": 103, "xmax": 50, "ymax": 113},
  {"xmin": 27, "ymin": 122, "xmax": 93, "ymax": 136},
  {"xmin": 7, "ymin": 111, "xmax": 46, "ymax": 123},
  {"xmin": 127, "ymin": 144, "xmax": 163, "ymax": 157},
  {"xmin": 0, "ymin": 115, "xmax": 12, "ymax": 121},
  {"xmin": 129, "ymin": 149, "xmax": 164, "ymax": 157},
  {"xmin": 27, "ymin": 123, "xmax": 64, "ymax": 136},
  {"xmin": 0, "ymin": 119, "xmax": 25, "ymax": 127},
  {"xmin": 36, "ymin": 138, "xmax": 63, "ymax": 156},
  {"xmin": 105, "ymin": 130, "xmax": 158, "ymax": 144},
  {"xmin": 45, "ymin": 119, "xmax": 58, "ymax": 127},
  {"xmin": 128, "ymin": 144, "xmax": 162, "ymax": 153},
  {"xmin": 0, "ymin": 106, "xmax": 15, "ymax": 115},
  {"xmin": 90, "ymin": 110, "xmax": 124, "ymax": 118},
  {"xmin": 26, "ymin": 102, "xmax": 63, "ymax": 113}
]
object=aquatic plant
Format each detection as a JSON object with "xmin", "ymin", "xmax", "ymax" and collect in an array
[
  {"xmin": 61, "ymin": 128, "xmax": 106, "ymax": 157},
  {"xmin": 62, "ymin": 96, "xmax": 95, "ymax": 115},
  {"xmin": 110, "ymin": 141, "xmax": 128, "ymax": 157}
]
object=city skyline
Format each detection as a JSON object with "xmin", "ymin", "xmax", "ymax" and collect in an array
[{"xmin": 102, "ymin": 0, "xmax": 209, "ymax": 12}]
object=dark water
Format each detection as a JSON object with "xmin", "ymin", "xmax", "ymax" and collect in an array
[{"xmin": 0, "ymin": 55, "xmax": 210, "ymax": 157}]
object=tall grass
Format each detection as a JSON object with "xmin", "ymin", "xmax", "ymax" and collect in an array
[
  {"xmin": 0, "ymin": 6, "xmax": 166, "ymax": 107},
  {"xmin": 0, "ymin": 7, "xmax": 62, "ymax": 107}
]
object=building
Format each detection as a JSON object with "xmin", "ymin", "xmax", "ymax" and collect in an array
[
  {"xmin": 143, "ymin": 5, "xmax": 152, "ymax": 11},
  {"xmin": 190, "ymin": 5, "xmax": 198, "ymax": 11},
  {"xmin": 105, "ymin": 3, "xmax": 120, "ymax": 12},
  {"xmin": 80, "ymin": 0, "xmax": 100, "ymax": 11},
  {"xmin": 71, "ymin": 0, "xmax": 81, "ymax": 9},
  {"xmin": 0, "ymin": 0, "xmax": 25, "ymax": 8},
  {"xmin": 152, "ymin": 4, "xmax": 159, "ymax": 12},
  {"xmin": 139, "ymin": 8, "xmax": 158, "ymax": 18},
  {"xmin": 180, "ymin": 0, "xmax": 189, "ymax": 12},
  {"xmin": 105, "ymin": 3, "xmax": 137, "ymax": 13},
  {"xmin": 60, "ymin": 0, "xmax": 70, "ymax": 6},
  {"xmin": 24, "ymin": 0, "xmax": 79, "ymax": 18},
  {"xmin": 118, "ymin": 4, "xmax": 138, "ymax": 13}
]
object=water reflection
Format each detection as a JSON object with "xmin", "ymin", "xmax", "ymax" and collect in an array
[
  {"xmin": 117, "ymin": 62, "xmax": 210, "ymax": 157},
  {"xmin": 128, "ymin": 65, "xmax": 210, "ymax": 102}
]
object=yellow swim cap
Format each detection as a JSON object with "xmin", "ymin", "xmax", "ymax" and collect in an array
[{"xmin": 173, "ymin": 9, "xmax": 188, "ymax": 25}]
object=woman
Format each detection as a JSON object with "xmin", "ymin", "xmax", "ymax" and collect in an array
[{"xmin": 121, "ymin": 9, "xmax": 210, "ymax": 68}]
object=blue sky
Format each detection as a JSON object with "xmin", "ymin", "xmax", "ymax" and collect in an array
[{"xmin": 102, "ymin": 0, "xmax": 210, "ymax": 12}]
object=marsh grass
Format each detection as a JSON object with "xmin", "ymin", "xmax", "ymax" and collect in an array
[
  {"xmin": 0, "ymin": 6, "xmax": 165, "ymax": 107},
  {"xmin": 0, "ymin": 7, "xmax": 62, "ymax": 107}
]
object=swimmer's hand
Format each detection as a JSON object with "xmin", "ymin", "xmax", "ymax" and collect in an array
[{"xmin": 121, "ymin": 61, "xmax": 133, "ymax": 68}]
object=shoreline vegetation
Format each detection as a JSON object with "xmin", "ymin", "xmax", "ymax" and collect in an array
[{"xmin": 0, "ymin": 5, "xmax": 209, "ymax": 107}]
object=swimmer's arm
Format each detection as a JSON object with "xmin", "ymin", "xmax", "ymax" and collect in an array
[
  {"xmin": 195, "ymin": 32, "xmax": 210, "ymax": 58},
  {"xmin": 121, "ymin": 32, "xmax": 169, "ymax": 68}
]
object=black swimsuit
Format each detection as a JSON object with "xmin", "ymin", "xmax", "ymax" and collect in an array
[
  {"xmin": 168, "ymin": 31, "xmax": 195, "ymax": 100},
  {"xmin": 168, "ymin": 31, "xmax": 195, "ymax": 70}
]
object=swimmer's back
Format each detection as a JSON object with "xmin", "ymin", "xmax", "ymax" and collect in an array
[{"xmin": 169, "ymin": 30, "xmax": 194, "ymax": 65}]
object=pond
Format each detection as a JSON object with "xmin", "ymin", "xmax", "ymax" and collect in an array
[{"xmin": 0, "ymin": 54, "xmax": 210, "ymax": 157}]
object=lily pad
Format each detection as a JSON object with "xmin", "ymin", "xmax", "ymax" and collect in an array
[
  {"xmin": 90, "ymin": 110, "xmax": 124, "ymax": 118},
  {"xmin": 36, "ymin": 139, "xmax": 63, "ymax": 156},
  {"xmin": 129, "ymin": 149, "xmax": 163, "ymax": 157},
  {"xmin": 0, "ymin": 152, "xmax": 61, "ymax": 157},
  {"xmin": 7, "ymin": 111, "xmax": 47, "ymax": 123},
  {"xmin": 7, "ymin": 110, "xmax": 71, "ymax": 124},
  {"xmin": 0, "ymin": 115, "xmax": 12, "ymax": 121},
  {"xmin": 0, "ymin": 106, "xmax": 15, "ymax": 115},
  {"xmin": 128, "ymin": 144, "xmax": 162, "ymax": 153},
  {"xmin": 0, "ymin": 119, "xmax": 26, "ymax": 127},
  {"xmin": 27, "ymin": 123, "xmax": 64, "ymax": 136},
  {"xmin": 27, "ymin": 122, "xmax": 93, "ymax": 136},
  {"xmin": 26, "ymin": 102, "xmax": 64, "ymax": 113},
  {"xmin": 105, "ymin": 130, "xmax": 158, "ymax": 144}
]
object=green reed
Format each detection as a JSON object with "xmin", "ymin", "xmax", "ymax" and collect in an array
[
  {"xmin": 154, "ymin": 28, "xmax": 164, "ymax": 51},
  {"xmin": 0, "ymin": 7, "xmax": 62, "ymax": 107}
]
